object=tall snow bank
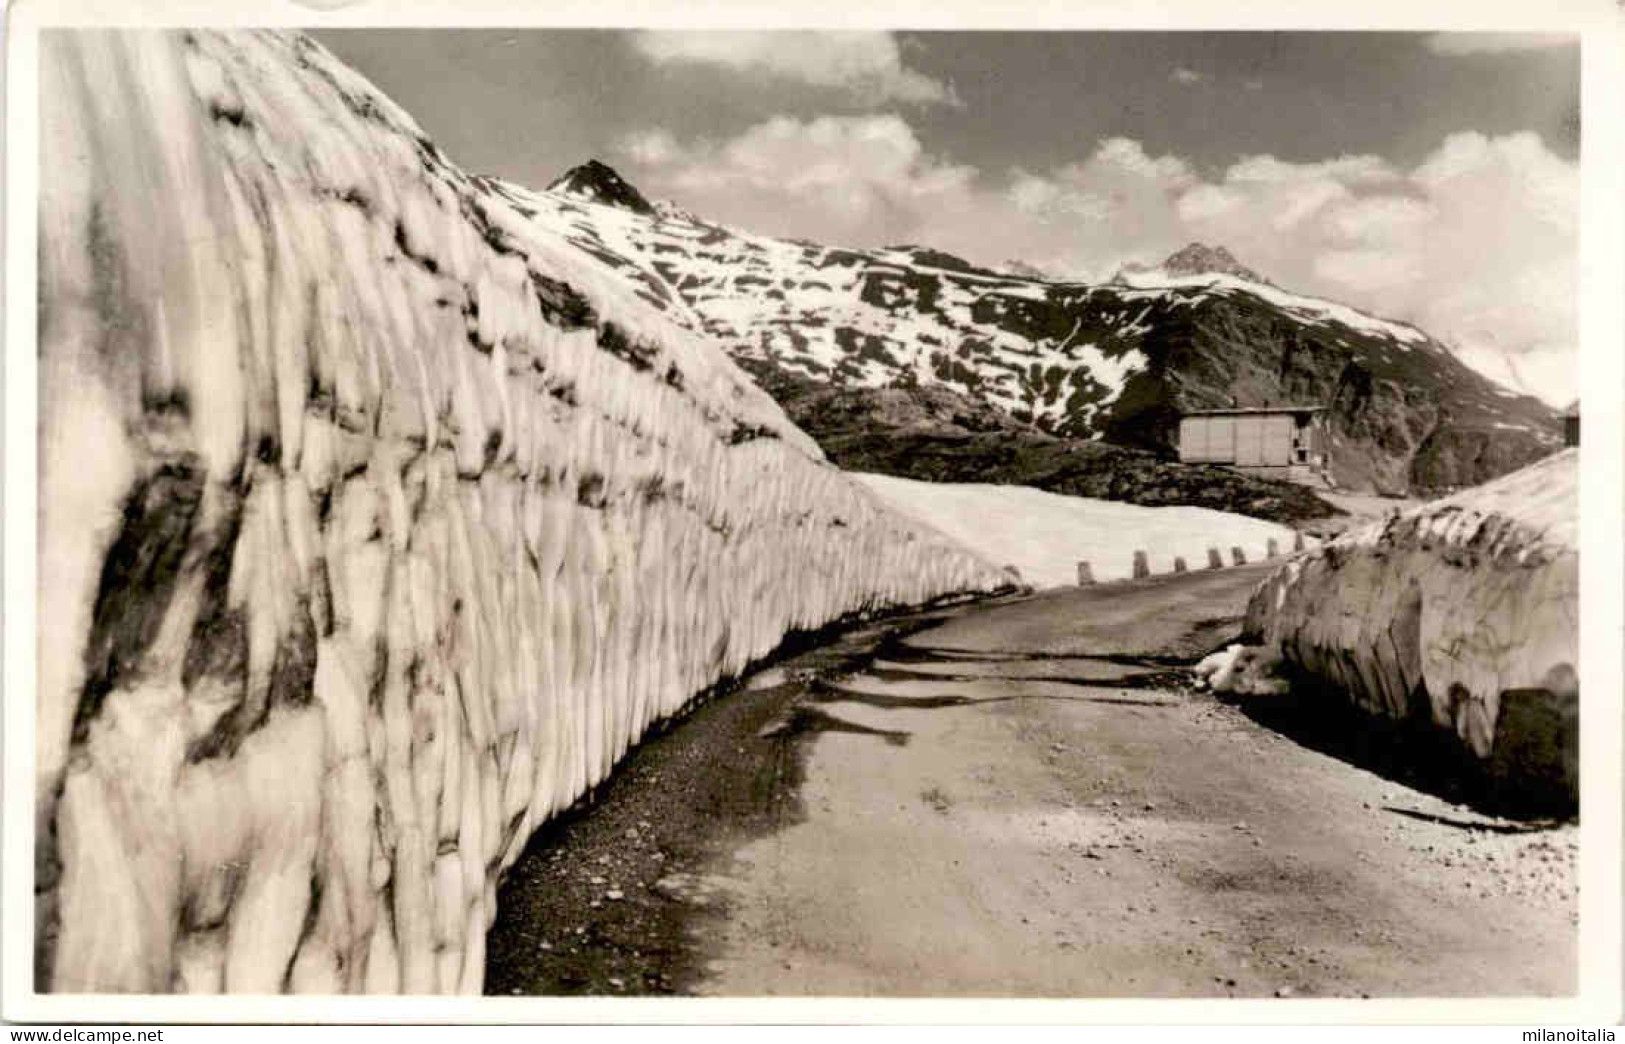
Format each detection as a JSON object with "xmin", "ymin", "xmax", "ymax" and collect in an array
[
  {"xmin": 1243, "ymin": 450, "xmax": 1578, "ymax": 804},
  {"xmin": 35, "ymin": 30, "xmax": 1006, "ymax": 994},
  {"xmin": 854, "ymin": 473, "xmax": 1304, "ymax": 588}
]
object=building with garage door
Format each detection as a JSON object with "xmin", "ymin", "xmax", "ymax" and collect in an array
[{"xmin": 1177, "ymin": 406, "xmax": 1331, "ymax": 487}]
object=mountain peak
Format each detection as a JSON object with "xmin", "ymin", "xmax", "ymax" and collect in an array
[
  {"xmin": 547, "ymin": 159, "xmax": 656, "ymax": 216},
  {"xmin": 1159, "ymin": 242, "xmax": 1268, "ymax": 284},
  {"xmin": 1000, "ymin": 259, "xmax": 1055, "ymax": 281}
]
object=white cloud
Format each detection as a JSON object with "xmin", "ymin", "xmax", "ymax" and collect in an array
[
  {"xmin": 620, "ymin": 118, "xmax": 1577, "ymax": 405},
  {"xmin": 1313, "ymin": 248, "xmax": 1424, "ymax": 292},
  {"xmin": 623, "ymin": 115, "xmax": 977, "ymax": 242},
  {"xmin": 1171, "ymin": 67, "xmax": 1204, "ymax": 85},
  {"xmin": 629, "ymin": 30, "xmax": 957, "ymax": 106},
  {"xmin": 1008, "ymin": 170, "xmax": 1107, "ymax": 221},
  {"xmin": 1175, "ymin": 184, "xmax": 1242, "ymax": 223},
  {"xmin": 1091, "ymin": 137, "xmax": 1196, "ymax": 186},
  {"xmin": 1226, "ymin": 152, "xmax": 1397, "ymax": 187},
  {"xmin": 622, "ymin": 128, "xmax": 686, "ymax": 166},
  {"xmin": 1321, "ymin": 196, "xmax": 1435, "ymax": 246},
  {"xmin": 1425, "ymin": 32, "xmax": 1574, "ymax": 55}
]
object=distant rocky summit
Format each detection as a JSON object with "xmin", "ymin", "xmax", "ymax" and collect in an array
[
  {"xmin": 545, "ymin": 158, "xmax": 657, "ymax": 216},
  {"xmin": 534, "ymin": 164, "xmax": 1563, "ymax": 495},
  {"xmin": 1118, "ymin": 242, "xmax": 1273, "ymax": 286}
]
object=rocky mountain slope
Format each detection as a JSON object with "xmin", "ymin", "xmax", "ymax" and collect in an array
[
  {"xmin": 742, "ymin": 363, "xmax": 1337, "ymax": 524},
  {"xmin": 36, "ymin": 30, "xmax": 1006, "ymax": 995},
  {"xmin": 524, "ymin": 162, "xmax": 1562, "ymax": 495}
]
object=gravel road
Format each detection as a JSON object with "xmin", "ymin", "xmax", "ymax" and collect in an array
[{"xmin": 486, "ymin": 566, "xmax": 1576, "ymax": 998}]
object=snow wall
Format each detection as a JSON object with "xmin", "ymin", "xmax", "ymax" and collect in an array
[
  {"xmin": 35, "ymin": 30, "xmax": 1008, "ymax": 994},
  {"xmin": 1243, "ymin": 450, "xmax": 1578, "ymax": 805}
]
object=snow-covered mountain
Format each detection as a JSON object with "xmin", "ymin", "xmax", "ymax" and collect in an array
[{"xmin": 519, "ymin": 162, "xmax": 1562, "ymax": 493}]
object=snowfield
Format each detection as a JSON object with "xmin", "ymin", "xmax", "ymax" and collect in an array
[
  {"xmin": 855, "ymin": 473, "xmax": 1307, "ymax": 588},
  {"xmin": 516, "ymin": 181, "xmax": 1158, "ymax": 431},
  {"xmin": 1115, "ymin": 269, "xmax": 1432, "ymax": 347}
]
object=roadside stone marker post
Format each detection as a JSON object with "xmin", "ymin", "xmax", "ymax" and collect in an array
[
  {"xmin": 1132, "ymin": 550, "xmax": 1150, "ymax": 578},
  {"xmin": 1267, "ymin": 537, "xmax": 1280, "ymax": 559},
  {"xmin": 1077, "ymin": 561, "xmax": 1095, "ymax": 586},
  {"xmin": 1207, "ymin": 548, "xmax": 1223, "ymax": 570},
  {"xmin": 1173, "ymin": 556, "xmax": 1188, "ymax": 573},
  {"xmin": 1231, "ymin": 546, "xmax": 1247, "ymax": 565},
  {"xmin": 1293, "ymin": 531, "xmax": 1306, "ymax": 552}
]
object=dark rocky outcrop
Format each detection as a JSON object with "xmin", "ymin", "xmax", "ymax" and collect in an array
[
  {"xmin": 742, "ymin": 363, "xmax": 1341, "ymax": 525},
  {"xmin": 546, "ymin": 159, "xmax": 657, "ymax": 216}
]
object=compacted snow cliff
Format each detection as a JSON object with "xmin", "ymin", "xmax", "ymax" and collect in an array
[
  {"xmin": 1242, "ymin": 450, "xmax": 1578, "ymax": 806},
  {"xmin": 35, "ymin": 30, "xmax": 1007, "ymax": 994}
]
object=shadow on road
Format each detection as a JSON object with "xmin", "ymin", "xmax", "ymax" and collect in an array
[
  {"xmin": 1223, "ymin": 684, "xmax": 1575, "ymax": 823},
  {"xmin": 1382, "ymin": 806, "xmax": 1562, "ymax": 834}
]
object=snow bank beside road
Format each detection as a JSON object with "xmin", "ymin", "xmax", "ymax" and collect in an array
[
  {"xmin": 35, "ymin": 30, "xmax": 1006, "ymax": 995},
  {"xmin": 1243, "ymin": 450, "xmax": 1578, "ymax": 806},
  {"xmin": 855, "ymin": 473, "xmax": 1305, "ymax": 589}
]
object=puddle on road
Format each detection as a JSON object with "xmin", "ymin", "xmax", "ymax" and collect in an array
[
  {"xmin": 744, "ymin": 641, "xmax": 1184, "ymax": 777},
  {"xmin": 895, "ymin": 646, "xmax": 1037, "ymax": 662},
  {"xmin": 757, "ymin": 704, "xmax": 912, "ymax": 746},
  {"xmin": 870, "ymin": 657, "xmax": 1155, "ymax": 684},
  {"xmin": 820, "ymin": 674, "xmax": 1179, "ymax": 710},
  {"xmin": 894, "ymin": 642, "xmax": 1196, "ymax": 673}
]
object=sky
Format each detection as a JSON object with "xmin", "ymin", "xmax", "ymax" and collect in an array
[{"xmin": 314, "ymin": 29, "xmax": 1580, "ymax": 406}]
